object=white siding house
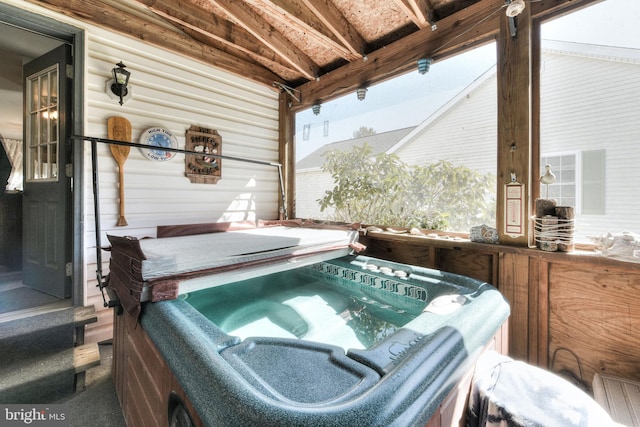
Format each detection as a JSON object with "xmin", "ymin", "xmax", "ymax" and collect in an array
[
  {"xmin": 296, "ymin": 127, "xmax": 414, "ymax": 220},
  {"xmin": 296, "ymin": 40, "xmax": 640, "ymax": 241},
  {"xmin": 7, "ymin": 0, "xmax": 281, "ymax": 343},
  {"xmin": 537, "ymin": 42, "xmax": 640, "ymax": 239},
  {"xmin": 389, "ymin": 67, "xmax": 497, "ymax": 175}
]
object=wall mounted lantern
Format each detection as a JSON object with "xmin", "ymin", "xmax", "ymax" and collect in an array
[
  {"xmin": 312, "ymin": 103, "xmax": 321, "ymax": 115},
  {"xmin": 107, "ymin": 61, "xmax": 131, "ymax": 105},
  {"xmin": 417, "ymin": 58, "xmax": 432, "ymax": 75}
]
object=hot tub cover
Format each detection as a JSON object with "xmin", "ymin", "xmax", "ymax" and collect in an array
[
  {"xmin": 107, "ymin": 220, "xmax": 362, "ymax": 320},
  {"xmin": 138, "ymin": 225, "xmax": 359, "ymax": 280}
]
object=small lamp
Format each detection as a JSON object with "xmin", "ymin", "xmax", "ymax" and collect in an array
[
  {"xmin": 356, "ymin": 87, "xmax": 367, "ymax": 101},
  {"xmin": 108, "ymin": 61, "xmax": 131, "ymax": 105},
  {"xmin": 312, "ymin": 103, "xmax": 321, "ymax": 115},
  {"xmin": 417, "ymin": 58, "xmax": 432, "ymax": 75}
]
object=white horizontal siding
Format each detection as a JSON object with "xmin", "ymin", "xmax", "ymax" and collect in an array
[
  {"xmin": 540, "ymin": 52, "xmax": 640, "ymax": 239},
  {"xmin": 84, "ymin": 28, "xmax": 280, "ymax": 231},
  {"xmin": 395, "ymin": 76, "xmax": 497, "ymax": 174},
  {"xmin": 295, "ymin": 169, "xmax": 336, "ymax": 220},
  {"xmin": 79, "ymin": 26, "xmax": 280, "ymax": 342}
]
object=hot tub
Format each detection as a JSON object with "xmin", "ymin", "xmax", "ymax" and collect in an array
[{"xmin": 134, "ymin": 254, "xmax": 509, "ymax": 427}]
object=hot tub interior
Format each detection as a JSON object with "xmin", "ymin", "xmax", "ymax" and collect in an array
[{"xmin": 182, "ymin": 259, "xmax": 430, "ymax": 351}]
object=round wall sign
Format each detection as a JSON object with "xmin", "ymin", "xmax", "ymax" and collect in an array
[{"xmin": 139, "ymin": 127, "xmax": 178, "ymax": 161}]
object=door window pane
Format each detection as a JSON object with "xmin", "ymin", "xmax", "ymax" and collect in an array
[
  {"xmin": 40, "ymin": 74, "xmax": 49, "ymax": 108},
  {"xmin": 26, "ymin": 64, "xmax": 59, "ymax": 182}
]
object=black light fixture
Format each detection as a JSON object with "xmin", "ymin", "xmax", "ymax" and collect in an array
[
  {"xmin": 312, "ymin": 102, "xmax": 321, "ymax": 115},
  {"xmin": 110, "ymin": 61, "xmax": 131, "ymax": 105}
]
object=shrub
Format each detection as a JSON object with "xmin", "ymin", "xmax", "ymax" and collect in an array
[{"xmin": 318, "ymin": 144, "xmax": 495, "ymax": 231}]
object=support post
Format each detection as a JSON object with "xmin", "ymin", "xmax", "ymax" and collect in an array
[{"xmin": 496, "ymin": 9, "xmax": 533, "ymax": 246}]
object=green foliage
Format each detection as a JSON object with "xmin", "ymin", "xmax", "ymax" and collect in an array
[
  {"xmin": 352, "ymin": 126, "xmax": 376, "ymax": 139},
  {"xmin": 318, "ymin": 144, "xmax": 496, "ymax": 231}
]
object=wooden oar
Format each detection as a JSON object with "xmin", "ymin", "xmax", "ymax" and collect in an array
[{"xmin": 107, "ymin": 116, "xmax": 132, "ymax": 227}]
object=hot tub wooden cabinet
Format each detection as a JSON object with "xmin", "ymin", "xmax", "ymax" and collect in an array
[
  {"xmin": 359, "ymin": 230, "xmax": 640, "ymax": 391},
  {"xmin": 112, "ymin": 255, "xmax": 509, "ymax": 427}
]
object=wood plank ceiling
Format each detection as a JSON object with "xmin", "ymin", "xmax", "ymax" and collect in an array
[{"xmin": 29, "ymin": 0, "xmax": 598, "ymax": 109}]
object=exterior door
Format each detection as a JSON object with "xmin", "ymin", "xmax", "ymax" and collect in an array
[{"xmin": 22, "ymin": 44, "xmax": 72, "ymax": 298}]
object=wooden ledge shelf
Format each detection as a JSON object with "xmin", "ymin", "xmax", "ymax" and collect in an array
[
  {"xmin": 73, "ymin": 343, "xmax": 101, "ymax": 374},
  {"xmin": 359, "ymin": 228, "xmax": 640, "ymax": 270},
  {"xmin": 74, "ymin": 305, "xmax": 98, "ymax": 327}
]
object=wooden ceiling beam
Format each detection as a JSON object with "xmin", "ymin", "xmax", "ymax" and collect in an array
[
  {"xmin": 259, "ymin": 0, "xmax": 362, "ymax": 61},
  {"xmin": 298, "ymin": 0, "xmax": 366, "ymax": 60},
  {"xmin": 294, "ymin": 0, "xmax": 505, "ymax": 111},
  {"xmin": 26, "ymin": 0, "xmax": 283, "ymax": 87},
  {"xmin": 409, "ymin": 0, "xmax": 435, "ymax": 27},
  {"xmin": 395, "ymin": 0, "xmax": 432, "ymax": 29},
  {"xmin": 207, "ymin": 0, "xmax": 318, "ymax": 80},
  {"xmin": 529, "ymin": 0, "xmax": 597, "ymax": 22},
  {"xmin": 28, "ymin": 0, "xmax": 603, "ymax": 95},
  {"xmin": 134, "ymin": 0, "xmax": 302, "ymax": 78}
]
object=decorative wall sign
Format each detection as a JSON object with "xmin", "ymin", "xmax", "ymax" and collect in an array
[
  {"xmin": 139, "ymin": 127, "xmax": 178, "ymax": 161},
  {"xmin": 185, "ymin": 126, "xmax": 222, "ymax": 184},
  {"xmin": 504, "ymin": 181, "xmax": 525, "ymax": 238}
]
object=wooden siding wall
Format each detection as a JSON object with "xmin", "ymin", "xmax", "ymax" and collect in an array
[
  {"xmin": 360, "ymin": 232, "xmax": 640, "ymax": 391},
  {"xmin": 83, "ymin": 27, "xmax": 280, "ymax": 343}
]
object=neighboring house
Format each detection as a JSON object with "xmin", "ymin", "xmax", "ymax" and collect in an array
[
  {"xmin": 297, "ymin": 40, "xmax": 640, "ymax": 240},
  {"xmin": 295, "ymin": 127, "xmax": 414, "ymax": 219},
  {"xmin": 536, "ymin": 41, "xmax": 640, "ymax": 239},
  {"xmin": 388, "ymin": 66, "xmax": 497, "ymax": 175}
]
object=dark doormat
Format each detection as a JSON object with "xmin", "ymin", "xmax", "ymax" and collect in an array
[{"xmin": 0, "ymin": 286, "xmax": 61, "ymax": 314}]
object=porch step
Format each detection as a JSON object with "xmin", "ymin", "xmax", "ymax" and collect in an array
[
  {"xmin": 74, "ymin": 305, "xmax": 98, "ymax": 328},
  {"xmin": 74, "ymin": 304, "xmax": 97, "ymax": 346},
  {"xmin": 0, "ymin": 307, "xmax": 101, "ymax": 403},
  {"xmin": 0, "ymin": 344, "xmax": 100, "ymax": 402},
  {"xmin": 0, "ymin": 344, "xmax": 79, "ymax": 403},
  {"xmin": 73, "ymin": 305, "xmax": 100, "ymax": 391},
  {"xmin": 74, "ymin": 342, "xmax": 101, "ymax": 373}
]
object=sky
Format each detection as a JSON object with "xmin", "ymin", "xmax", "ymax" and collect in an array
[{"xmin": 294, "ymin": 0, "xmax": 640, "ymax": 161}]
